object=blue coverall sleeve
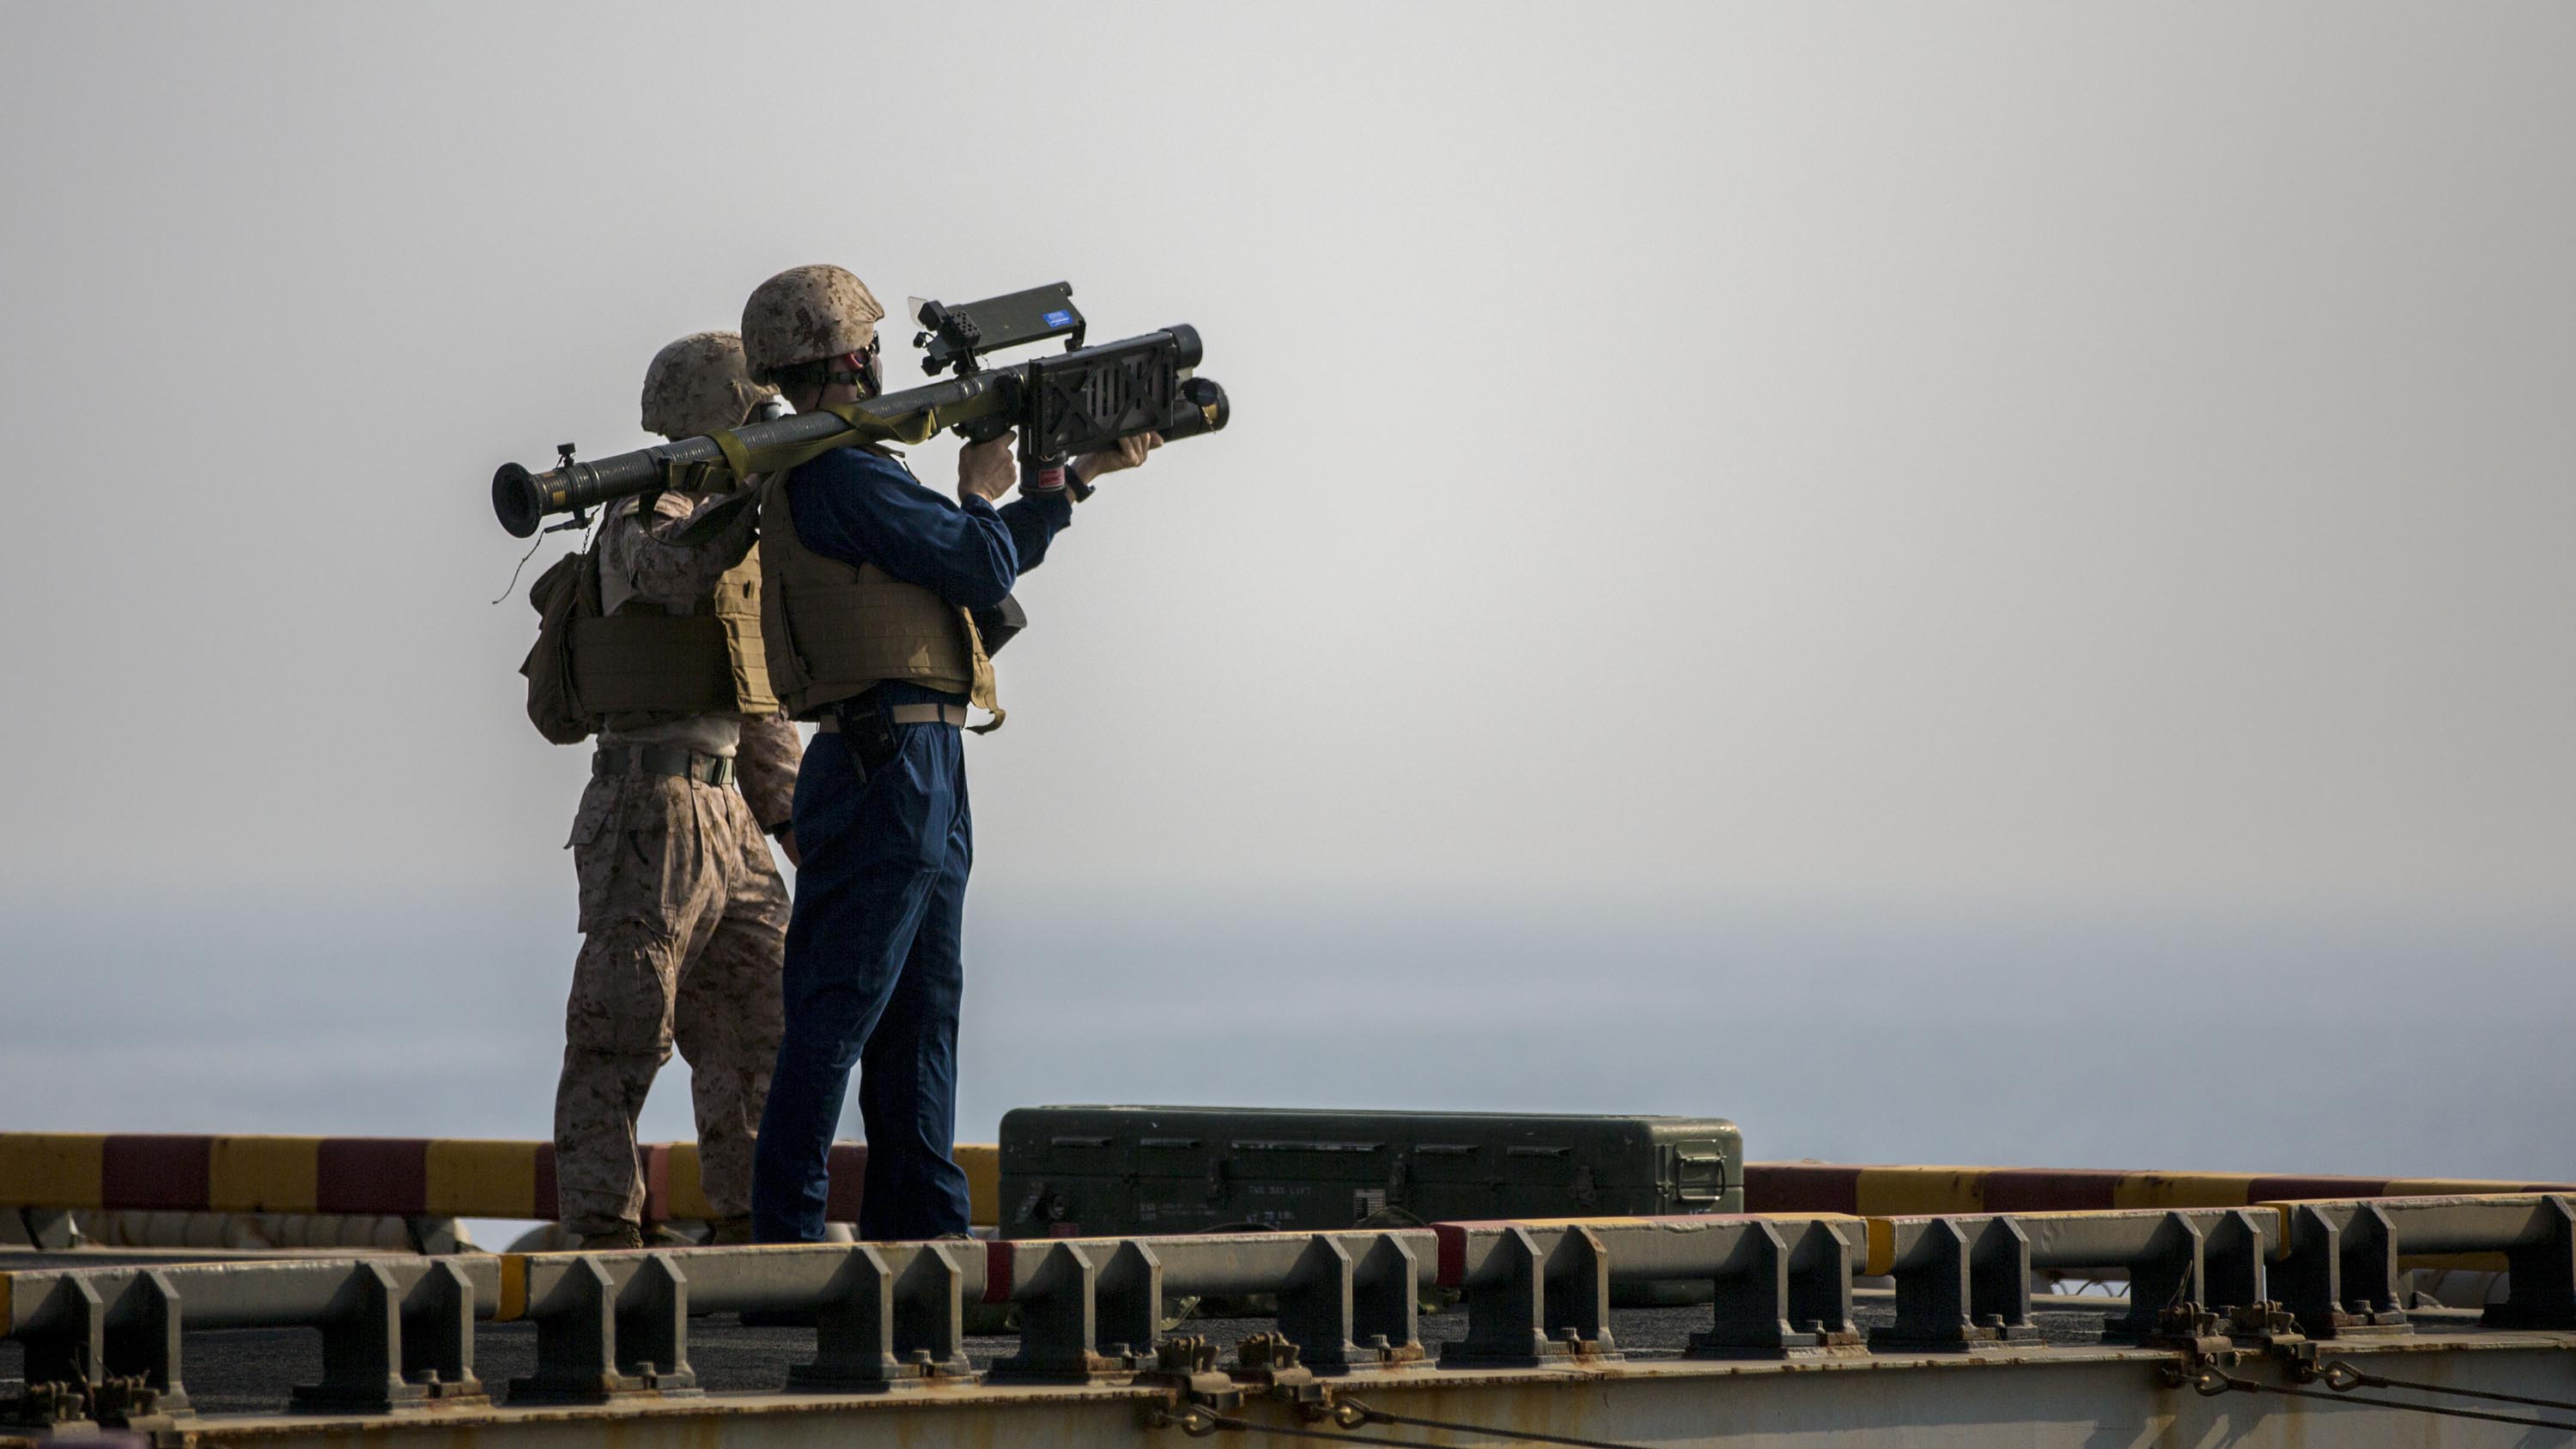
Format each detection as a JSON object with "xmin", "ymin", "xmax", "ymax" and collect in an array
[
  {"xmin": 997, "ymin": 489, "xmax": 1073, "ymax": 574},
  {"xmin": 785, "ymin": 449, "xmax": 1021, "ymax": 609}
]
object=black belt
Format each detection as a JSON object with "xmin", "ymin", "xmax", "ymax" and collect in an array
[{"xmin": 593, "ymin": 743, "xmax": 735, "ymax": 786}]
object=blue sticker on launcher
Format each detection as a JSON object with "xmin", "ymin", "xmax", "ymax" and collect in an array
[{"xmin": 1044, "ymin": 310, "xmax": 1073, "ymax": 328}]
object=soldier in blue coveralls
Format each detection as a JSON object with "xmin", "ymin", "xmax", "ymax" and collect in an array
[{"xmin": 738, "ymin": 264, "xmax": 1155, "ymax": 1241}]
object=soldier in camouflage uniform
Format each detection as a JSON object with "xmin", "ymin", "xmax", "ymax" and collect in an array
[{"xmin": 555, "ymin": 331, "xmax": 800, "ymax": 1249}]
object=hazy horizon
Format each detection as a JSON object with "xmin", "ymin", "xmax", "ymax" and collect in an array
[{"xmin": 9, "ymin": 878, "xmax": 2570, "ymax": 1185}]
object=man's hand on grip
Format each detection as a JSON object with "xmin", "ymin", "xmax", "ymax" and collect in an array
[
  {"xmin": 1075, "ymin": 431, "xmax": 1162, "ymax": 484},
  {"xmin": 957, "ymin": 432, "xmax": 1017, "ymax": 505}
]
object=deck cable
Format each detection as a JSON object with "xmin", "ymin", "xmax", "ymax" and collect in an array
[
  {"xmin": 1329, "ymin": 1397, "xmax": 1649, "ymax": 1449},
  {"xmin": 1147, "ymin": 1404, "xmax": 1428, "ymax": 1446},
  {"xmin": 2191, "ymin": 1367, "xmax": 2576, "ymax": 1433},
  {"xmin": 1147, "ymin": 1398, "xmax": 1650, "ymax": 1449},
  {"xmin": 2318, "ymin": 1359, "xmax": 2576, "ymax": 1415}
]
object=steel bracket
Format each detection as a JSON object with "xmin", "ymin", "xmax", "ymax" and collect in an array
[
  {"xmin": 989, "ymin": 1242, "xmax": 1140, "ymax": 1384},
  {"xmin": 1869, "ymin": 1217, "xmax": 2032, "ymax": 1354},
  {"xmin": 1275, "ymin": 1232, "xmax": 1425, "ymax": 1373},
  {"xmin": 1230, "ymin": 1332, "xmax": 1327, "ymax": 1411},
  {"xmin": 292, "ymin": 1259, "xmax": 486, "ymax": 1413},
  {"xmin": 507, "ymin": 1252, "xmax": 702, "ymax": 1404},
  {"xmin": 1440, "ymin": 1227, "xmax": 1620, "ymax": 1367},
  {"xmin": 1134, "ymin": 1336, "xmax": 1243, "ymax": 1414},
  {"xmin": 2271, "ymin": 1203, "xmax": 2414, "ymax": 1338},
  {"xmin": 2099, "ymin": 1213, "xmax": 2216, "ymax": 1342},
  {"xmin": 787, "ymin": 1243, "xmax": 976, "ymax": 1391},
  {"xmin": 2138, "ymin": 1301, "xmax": 2240, "ymax": 1362},
  {"xmin": 2482, "ymin": 1196, "xmax": 2576, "ymax": 1331},
  {"xmin": 7, "ymin": 1270, "xmax": 192, "ymax": 1428},
  {"xmin": 1696, "ymin": 1219, "xmax": 1868, "ymax": 1359}
]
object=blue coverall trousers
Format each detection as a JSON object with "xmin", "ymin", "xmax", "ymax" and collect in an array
[{"xmin": 750, "ymin": 699, "xmax": 975, "ymax": 1242}]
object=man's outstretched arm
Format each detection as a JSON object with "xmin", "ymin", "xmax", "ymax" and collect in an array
[
  {"xmin": 993, "ymin": 429, "xmax": 1157, "ymax": 575},
  {"xmin": 786, "ymin": 445, "xmax": 1020, "ymax": 608},
  {"xmin": 996, "ymin": 488, "xmax": 1072, "ymax": 574}
]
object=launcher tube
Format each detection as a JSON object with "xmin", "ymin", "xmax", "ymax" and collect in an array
[
  {"xmin": 492, "ymin": 369, "xmax": 1014, "ymax": 537},
  {"xmin": 493, "ymin": 326, "xmax": 1221, "ymax": 537}
]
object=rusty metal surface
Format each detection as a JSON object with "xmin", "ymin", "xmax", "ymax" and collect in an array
[
  {"xmin": 0, "ymin": 1300, "xmax": 2123, "ymax": 1416},
  {"xmin": 0, "ymin": 1300, "xmax": 2536, "ymax": 1400},
  {"xmin": 9, "ymin": 1330, "xmax": 2576, "ymax": 1449}
]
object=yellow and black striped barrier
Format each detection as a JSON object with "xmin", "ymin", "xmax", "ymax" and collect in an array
[
  {"xmin": 0, "ymin": 1134, "xmax": 1000, "ymax": 1226},
  {"xmin": 1743, "ymin": 1161, "xmax": 2575, "ymax": 1216}
]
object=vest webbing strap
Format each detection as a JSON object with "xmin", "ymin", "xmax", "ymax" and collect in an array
[
  {"xmin": 708, "ymin": 554, "xmax": 778, "ymax": 716},
  {"xmin": 708, "ymin": 427, "xmax": 755, "ymax": 483},
  {"xmin": 964, "ymin": 610, "xmax": 1002, "ymax": 734}
]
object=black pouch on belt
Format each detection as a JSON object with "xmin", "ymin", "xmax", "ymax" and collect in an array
[
  {"xmin": 834, "ymin": 693, "xmax": 903, "ymax": 773},
  {"xmin": 970, "ymin": 593, "xmax": 1029, "ymax": 656}
]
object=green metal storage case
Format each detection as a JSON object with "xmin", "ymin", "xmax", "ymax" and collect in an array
[{"xmin": 998, "ymin": 1106, "xmax": 1742, "ymax": 1237}]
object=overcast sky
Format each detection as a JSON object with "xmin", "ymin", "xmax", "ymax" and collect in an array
[{"xmin": 2, "ymin": 4, "xmax": 2567, "ymax": 1179}]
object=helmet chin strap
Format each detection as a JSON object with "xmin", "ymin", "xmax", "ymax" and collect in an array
[{"xmin": 823, "ymin": 337, "xmax": 881, "ymax": 397}]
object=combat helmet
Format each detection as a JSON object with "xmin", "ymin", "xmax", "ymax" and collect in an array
[
  {"xmin": 639, "ymin": 330, "xmax": 777, "ymax": 440},
  {"xmin": 742, "ymin": 264, "xmax": 885, "ymax": 386}
]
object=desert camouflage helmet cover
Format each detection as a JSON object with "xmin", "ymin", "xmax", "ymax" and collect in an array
[
  {"xmin": 741, "ymin": 264, "xmax": 885, "ymax": 385},
  {"xmin": 640, "ymin": 330, "xmax": 779, "ymax": 440}
]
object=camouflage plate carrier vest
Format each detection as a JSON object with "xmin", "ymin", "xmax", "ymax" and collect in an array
[
  {"xmin": 757, "ymin": 465, "xmax": 999, "ymax": 722},
  {"xmin": 568, "ymin": 551, "xmax": 777, "ymax": 719}
]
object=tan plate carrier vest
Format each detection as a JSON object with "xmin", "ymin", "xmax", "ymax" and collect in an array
[
  {"xmin": 567, "ymin": 551, "xmax": 778, "ymax": 718},
  {"xmin": 757, "ymin": 466, "xmax": 1000, "ymax": 724}
]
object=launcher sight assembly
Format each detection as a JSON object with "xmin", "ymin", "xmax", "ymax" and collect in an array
[
  {"xmin": 492, "ymin": 282, "xmax": 1230, "ymax": 537},
  {"xmin": 912, "ymin": 281, "xmax": 1084, "ymax": 377}
]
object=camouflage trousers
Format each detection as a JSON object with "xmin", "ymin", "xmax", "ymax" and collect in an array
[{"xmin": 555, "ymin": 769, "xmax": 788, "ymax": 1235}]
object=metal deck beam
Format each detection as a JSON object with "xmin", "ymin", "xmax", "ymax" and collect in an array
[{"xmin": 12, "ymin": 1334, "xmax": 2573, "ymax": 1449}]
